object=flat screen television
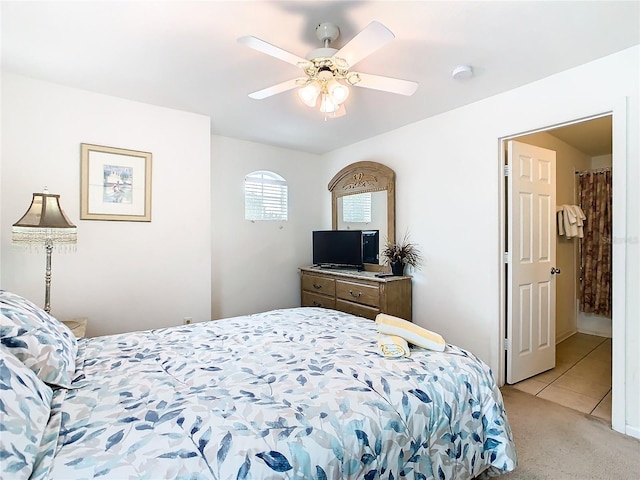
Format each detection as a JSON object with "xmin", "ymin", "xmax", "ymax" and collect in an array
[
  {"xmin": 362, "ymin": 230, "xmax": 380, "ymax": 264},
  {"xmin": 312, "ymin": 230, "xmax": 364, "ymax": 269},
  {"xmin": 312, "ymin": 230, "xmax": 380, "ymax": 267}
]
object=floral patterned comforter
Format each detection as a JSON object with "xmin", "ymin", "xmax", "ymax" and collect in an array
[{"xmin": 33, "ymin": 307, "xmax": 516, "ymax": 479}]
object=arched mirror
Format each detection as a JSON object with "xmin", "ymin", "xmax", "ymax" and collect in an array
[{"xmin": 328, "ymin": 161, "xmax": 396, "ymax": 271}]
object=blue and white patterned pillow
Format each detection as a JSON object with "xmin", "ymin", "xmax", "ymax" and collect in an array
[
  {"xmin": 0, "ymin": 290, "xmax": 77, "ymax": 388},
  {"xmin": 0, "ymin": 346, "xmax": 53, "ymax": 480}
]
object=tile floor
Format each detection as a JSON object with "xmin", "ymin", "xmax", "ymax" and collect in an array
[{"xmin": 511, "ymin": 333, "xmax": 612, "ymax": 422}]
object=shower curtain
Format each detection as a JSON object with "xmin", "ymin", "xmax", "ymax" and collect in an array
[{"xmin": 578, "ymin": 169, "xmax": 612, "ymax": 317}]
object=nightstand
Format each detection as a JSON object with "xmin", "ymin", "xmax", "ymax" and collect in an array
[{"xmin": 62, "ymin": 318, "xmax": 88, "ymax": 338}]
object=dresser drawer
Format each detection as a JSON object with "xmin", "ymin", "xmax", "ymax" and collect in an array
[
  {"xmin": 302, "ymin": 291, "xmax": 336, "ymax": 310},
  {"xmin": 302, "ymin": 274, "xmax": 336, "ymax": 296},
  {"xmin": 335, "ymin": 280, "xmax": 380, "ymax": 308},
  {"xmin": 336, "ymin": 299, "xmax": 379, "ymax": 320}
]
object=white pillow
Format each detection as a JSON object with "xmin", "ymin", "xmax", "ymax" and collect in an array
[{"xmin": 0, "ymin": 290, "xmax": 77, "ymax": 387}]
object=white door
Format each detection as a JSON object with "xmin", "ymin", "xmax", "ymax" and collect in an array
[{"xmin": 507, "ymin": 141, "xmax": 557, "ymax": 384}]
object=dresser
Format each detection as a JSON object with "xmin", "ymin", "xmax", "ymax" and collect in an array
[{"xmin": 300, "ymin": 267, "xmax": 412, "ymax": 321}]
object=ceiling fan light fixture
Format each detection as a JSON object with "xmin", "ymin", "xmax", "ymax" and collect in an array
[
  {"xmin": 346, "ymin": 72, "xmax": 361, "ymax": 86},
  {"xmin": 319, "ymin": 93, "xmax": 338, "ymax": 113},
  {"xmin": 317, "ymin": 68, "xmax": 334, "ymax": 81},
  {"xmin": 327, "ymin": 79, "xmax": 349, "ymax": 105},
  {"xmin": 298, "ymin": 81, "xmax": 321, "ymax": 107}
]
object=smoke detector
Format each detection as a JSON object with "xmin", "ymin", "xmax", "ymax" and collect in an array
[{"xmin": 452, "ymin": 65, "xmax": 473, "ymax": 80}]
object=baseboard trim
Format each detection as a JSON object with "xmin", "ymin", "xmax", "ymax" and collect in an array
[
  {"xmin": 556, "ymin": 329, "xmax": 576, "ymax": 344},
  {"xmin": 625, "ymin": 424, "xmax": 640, "ymax": 440}
]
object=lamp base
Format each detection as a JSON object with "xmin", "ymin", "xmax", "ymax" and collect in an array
[{"xmin": 44, "ymin": 241, "xmax": 53, "ymax": 313}]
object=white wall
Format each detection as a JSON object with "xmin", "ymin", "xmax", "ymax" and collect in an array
[
  {"xmin": 210, "ymin": 136, "xmax": 325, "ymax": 319},
  {"xmin": 591, "ymin": 153, "xmax": 613, "ymax": 170},
  {"xmin": 322, "ymin": 46, "xmax": 639, "ymax": 437},
  {"xmin": 1, "ymin": 74, "xmax": 212, "ymax": 337}
]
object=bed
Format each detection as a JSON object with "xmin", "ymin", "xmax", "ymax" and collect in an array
[{"xmin": 1, "ymin": 290, "xmax": 517, "ymax": 480}]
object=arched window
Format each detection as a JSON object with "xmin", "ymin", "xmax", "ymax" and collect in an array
[{"xmin": 244, "ymin": 170, "xmax": 288, "ymax": 221}]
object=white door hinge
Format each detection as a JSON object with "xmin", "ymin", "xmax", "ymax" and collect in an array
[
  {"xmin": 503, "ymin": 338, "xmax": 511, "ymax": 351},
  {"xmin": 504, "ymin": 165, "xmax": 511, "ymax": 176},
  {"xmin": 503, "ymin": 252, "xmax": 510, "ymax": 264}
]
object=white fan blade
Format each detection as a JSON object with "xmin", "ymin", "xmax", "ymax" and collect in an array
[
  {"xmin": 238, "ymin": 36, "xmax": 307, "ymax": 67},
  {"xmin": 335, "ymin": 21, "xmax": 395, "ymax": 68},
  {"xmin": 353, "ymin": 72, "xmax": 418, "ymax": 96},
  {"xmin": 248, "ymin": 78, "xmax": 299, "ymax": 100}
]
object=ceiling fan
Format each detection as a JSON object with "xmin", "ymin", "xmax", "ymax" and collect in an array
[{"xmin": 237, "ymin": 21, "xmax": 418, "ymax": 117}]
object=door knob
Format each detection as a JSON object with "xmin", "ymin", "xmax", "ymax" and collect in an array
[{"xmin": 551, "ymin": 267, "xmax": 561, "ymax": 275}]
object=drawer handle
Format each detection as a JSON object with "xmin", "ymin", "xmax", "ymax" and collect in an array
[
  {"xmin": 312, "ymin": 283, "xmax": 323, "ymax": 290},
  {"xmin": 312, "ymin": 301, "xmax": 324, "ymax": 307},
  {"xmin": 349, "ymin": 290, "xmax": 362, "ymax": 298}
]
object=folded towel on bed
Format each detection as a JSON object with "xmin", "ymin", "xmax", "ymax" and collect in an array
[
  {"xmin": 376, "ymin": 313, "xmax": 446, "ymax": 352},
  {"xmin": 377, "ymin": 333, "xmax": 411, "ymax": 358}
]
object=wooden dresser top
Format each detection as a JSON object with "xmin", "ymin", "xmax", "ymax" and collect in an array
[{"xmin": 300, "ymin": 266, "xmax": 410, "ymax": 283}]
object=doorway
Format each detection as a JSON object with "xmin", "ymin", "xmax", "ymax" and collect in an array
[
  {"xmin": 499, "ymin": 110, "xmax": 626, "ymax": 431},
  {"xmin": 512, "ymin": 333, "xmax": 612, "ymax": 420}
]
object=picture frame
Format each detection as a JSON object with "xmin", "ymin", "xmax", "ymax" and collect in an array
[{"xmin": 80, "ymin": 143, "xmax": 152, "ymax": 222}]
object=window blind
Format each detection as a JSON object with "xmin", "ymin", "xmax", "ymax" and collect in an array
[
  {"xmin": 245, "ymin": 171, "xmax": 288, "ymax": 221},
  {"xmin": 342, "ymin": 192, "xmax": 371, "ymax": 223}
]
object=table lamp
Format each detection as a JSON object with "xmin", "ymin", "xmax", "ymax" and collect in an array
[{"xmin": 12, "ymin": 188, "xmax": 77, "ymax": 313}]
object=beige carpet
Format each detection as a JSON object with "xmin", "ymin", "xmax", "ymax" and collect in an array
[{"xmin": 498, "ymin": 386, "xmax": 640, "ymax": 480}]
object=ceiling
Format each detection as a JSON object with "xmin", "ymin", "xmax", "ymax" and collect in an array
[
  {"xmin": 547, "ymin": 116, "xmax": 613, "ymax": 157},
  {"xmin": 1, "ymin": 1, "xmax": 638, "ymax": 155}
]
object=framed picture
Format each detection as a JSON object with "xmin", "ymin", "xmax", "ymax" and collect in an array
[{"xmin": 80, "ymin": 144, "xmax": 152, "ymax": 221}]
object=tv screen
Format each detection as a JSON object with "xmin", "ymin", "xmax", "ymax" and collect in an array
[
  {"xmin": 312, "ymin": 230, "xmax": 363, "ymax": 268},
  {"xmin": 362, "ymin": 230, "xmax": 380, "ymax": 264}
]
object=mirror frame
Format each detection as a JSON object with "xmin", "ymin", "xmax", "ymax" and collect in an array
[{"xmin": 328, "ymin": 161, "xmax": 396, "ymax": 269}]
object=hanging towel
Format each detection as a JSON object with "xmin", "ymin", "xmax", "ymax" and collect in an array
[
  {"xmin": 377, "ymin": 333, "xmax": 411, "ymax": 358},
  {"xmin": 572, "ymin": 205, "xmax": 587, "ymax": 238},
  {"xmin": 557, "ymin": 204, "xmax": 587, "ymax": 238},
  {"xmin": 557, "ymin": 210, "xmax": 565, "ymax": 236},
  {"xmin": 562, "ymin": 204, "xmax": 578, "ymax": 238}
]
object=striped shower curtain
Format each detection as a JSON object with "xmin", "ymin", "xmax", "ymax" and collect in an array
[{"xmin": 578, "ymin": 169, "xmax": 612, "ymax": 317}]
